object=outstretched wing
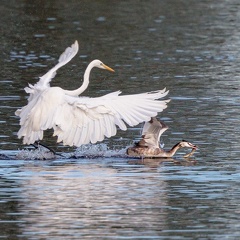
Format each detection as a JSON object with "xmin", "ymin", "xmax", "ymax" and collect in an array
[
  {"xmin": 16, "ymin": 88, "xmax": 169, "ymax": 146},
  {"xmin": 137, "ymin": 117, "xmax": 168, "ymax": 148},
  {"xmin": 52, "ymin": 89, "xmax": 170, "ymax": 147},
  {"xmin": 16, "ymin": 41, "xmax": 79, "ymax": 121},
  {"xmin": 24, "ymin": 41, "xmax": 79, "ymax": 95}
]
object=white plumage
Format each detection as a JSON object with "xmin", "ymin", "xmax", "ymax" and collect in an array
[{"xmin": 15, "ymin": 41, "xmax": 170, "ymax": 147}]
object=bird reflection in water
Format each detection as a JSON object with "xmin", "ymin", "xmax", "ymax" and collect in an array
[{"xmin": 127, "ymin": 158, "xmax": 197, "ymax": 168}]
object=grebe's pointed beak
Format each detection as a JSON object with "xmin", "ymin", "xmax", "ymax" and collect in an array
[
  {"xmin": 191, "ymin": 144, "xmax": 198, "ymax": 150},
  {"xmin": 185, "ymin": 141, "xmax": 198, "ymax": 150}
]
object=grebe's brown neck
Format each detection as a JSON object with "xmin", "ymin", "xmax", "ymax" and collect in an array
[
  {"xmin": 165, "ymin": 140, "xmax": 197, "ymax": 157},
  {"xmin": 165, "ymin": 142, "xmax": 183, "ymax": 157}
]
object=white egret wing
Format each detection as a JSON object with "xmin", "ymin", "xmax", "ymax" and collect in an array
[
  {"xmin": 52, "ymin": 89, "xmax": 170, "ymax": 147},
  {"xmin": 25, "ymin": 41, "xmax": 79, "ymax": 95}
]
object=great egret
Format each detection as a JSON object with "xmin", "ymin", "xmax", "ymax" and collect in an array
[
  {"xmin": 127, "ymin": 117, "xmax": 197, "ymax": 158},
  {"xmin": 15, "ymin": 41, "xmax": 170, "ymax": 147}
]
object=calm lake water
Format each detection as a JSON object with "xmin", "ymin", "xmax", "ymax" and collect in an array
[{"xmin": 1, "ymin": 0, "xmax": 240, "ymax": 239}]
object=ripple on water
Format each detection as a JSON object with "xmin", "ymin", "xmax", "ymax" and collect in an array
[{"xmin": 2, "ymin": 0, "xmax": 240, "ymax": 239}]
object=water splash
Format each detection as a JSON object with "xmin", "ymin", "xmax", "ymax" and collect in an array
[
  {"xmin": 16, "ymin": 145, "xmax": 56, "ymax": 160},
  {"xmin": 15, "ymin": 143, "xmax": 129, "ymax": 160},
  {"xmin": 65, "ymin": 143, "xmax": 128, "ymax": 159}
]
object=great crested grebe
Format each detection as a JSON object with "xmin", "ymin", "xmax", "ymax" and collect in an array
[{"xmin": 127, "ymin": 117, "xmax": 197, "ymax": 158}]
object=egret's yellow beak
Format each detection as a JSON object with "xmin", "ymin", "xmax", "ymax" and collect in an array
[{"xmin": 103, "ymin": 64, "xmax": 115, "ymax": 72}]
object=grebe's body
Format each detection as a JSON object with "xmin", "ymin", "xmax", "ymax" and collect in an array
[{"xmin": 127, "ymin": 118, "xmax": 197, "ymax": 158}]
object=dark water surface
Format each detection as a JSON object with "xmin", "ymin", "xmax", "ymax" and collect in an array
[{"xmin": 1, "ymin": 0, "xmax": 240, "ymax": 239}]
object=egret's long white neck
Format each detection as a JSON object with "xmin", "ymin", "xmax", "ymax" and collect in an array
[{"xmin": 64, "ymin": 60, "xmax": 96, "ymax": 96}]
